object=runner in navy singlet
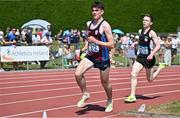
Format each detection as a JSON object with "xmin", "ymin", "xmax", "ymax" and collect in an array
[
  {"xmin": 124, "ymin": 13, "xmax": 166, "ymax": 103},
  {"xmin": 75, "ymin": 1, "xmax": 114, "ymax": 112}
]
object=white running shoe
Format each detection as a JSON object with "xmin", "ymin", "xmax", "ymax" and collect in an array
[
  {"xmin": 77, "ymin": 93, "xmax": 90, "ymax": 108},
  {"xmin": 105, "ymin": 100, "xmax": 113, "ymax": 112}
]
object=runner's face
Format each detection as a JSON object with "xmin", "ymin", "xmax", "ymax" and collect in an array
[
  {"xmin": 142, "ymin": 16, "xmax": 152, "ymax": 28},
  {"xmin": 92, "ymin": 7, "xmax": 103, "ymax": 20}
]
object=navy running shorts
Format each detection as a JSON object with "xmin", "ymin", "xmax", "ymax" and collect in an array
[{"xmin": 87, "ymin": 57, "xmax": 110, "ymax": 71}]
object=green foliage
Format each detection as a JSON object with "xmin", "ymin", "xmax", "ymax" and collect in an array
[{"xmin": 0, "ymin": 0, "xmax": 180, "ymax": 34}]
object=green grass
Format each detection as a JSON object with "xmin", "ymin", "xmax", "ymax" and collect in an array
[
  {"xmin": 121, "ymin": 101, "xmax": 180, "ymax": 117},
  {"xmin": 146, "ymin": 101, "xmax": 180, "ymax": 115}
]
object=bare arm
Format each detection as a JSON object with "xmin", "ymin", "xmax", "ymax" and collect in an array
[
  {"xmin": 2, "ymin": 39, "xmax": 16, "ymax": 45},
  {"xmin": 147, "ymin": 30, "xmax": 160, "ymax": 60},
  {"xmin": 81, "ymin": 40, "xmax": 88, "ymax": 51}
]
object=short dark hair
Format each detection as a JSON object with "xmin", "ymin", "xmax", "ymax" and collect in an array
[
  {"xmin": 91, "ymin": 1, "xmax": 104, "ymax": 10},
  {"xmin": 143, "ymin": 13, "xmax": 153, "ymax": 22}
]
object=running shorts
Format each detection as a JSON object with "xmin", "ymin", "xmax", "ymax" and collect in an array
[{"xmin": 136, "ymin": 56, "xmax": 155, "ymax": 68}]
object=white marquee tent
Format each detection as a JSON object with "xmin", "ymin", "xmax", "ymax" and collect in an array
[{"xmin": 21, "ymin": 19, "xmax": 51, "ymax": 30}]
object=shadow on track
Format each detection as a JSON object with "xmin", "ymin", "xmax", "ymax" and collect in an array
[{"xmin": 75, "ymin": 104, "xmax": 105, "ymax": 115}]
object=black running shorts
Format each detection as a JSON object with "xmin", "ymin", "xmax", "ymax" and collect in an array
[{"xmin": 136, "ymin": 56, "xmax": 155, "ymax": 68}]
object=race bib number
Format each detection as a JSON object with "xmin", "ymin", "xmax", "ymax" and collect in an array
[
  {"xmin": 88, "ymin": 43, "xmax": 100, "ymax": 52},
  {"xmin": 138, "ymin": 46, "xmax": 149, "ymax": 55}
]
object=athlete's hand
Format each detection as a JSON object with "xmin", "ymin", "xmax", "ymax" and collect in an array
[
  {"xmin": 88, "ymin": 36, "xmax": 98, "ymax": 44},
  {"xmin": 147, "ymin": 54, "xmax": 153, "ymax": 61}
]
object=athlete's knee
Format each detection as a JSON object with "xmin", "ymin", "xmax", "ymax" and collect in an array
[
  {"xmin": 101, "ymin": 79, "xmax": 110, "ymax": 88},
  {"xmin": 75, "ymin": 71, "xmax": 83, "ymax": 79},
  {"xmin": 101, "ymin": 79, "xmax": 107, "ymax": 86},
  {"xmin": 147, "ymin": 75, "xmax": 153, "ymax": 82},
  {"xmin": 131, "ymin": 72, "xmax": 137, "ymax": 80}
]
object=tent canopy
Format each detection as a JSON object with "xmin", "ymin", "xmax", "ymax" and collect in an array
[{"xmin": 21, "ymin": 19, "xmax": 51, "ymax": 30}]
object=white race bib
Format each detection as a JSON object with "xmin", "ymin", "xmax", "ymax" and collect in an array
[
  {"xmin": 138, "ymin": 46, "xmax": 149, "ymax": 55},
  {"xmin": 88, "ymin": 43, "xmax": 100, "ymax": 53}
]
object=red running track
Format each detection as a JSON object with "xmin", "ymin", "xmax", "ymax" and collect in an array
[{"xmin": 0, "ymin": 66, "xmax": 180, "ymax": 118}]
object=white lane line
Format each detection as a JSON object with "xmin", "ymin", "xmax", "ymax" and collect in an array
[
  {"xmin": 0, "ymin": 69, "xmax": 178, "ymax": 82},
  {"xmin": 0, "ymin": 73, "xmax": 179, "ymax": 90},
  {"xmin": 0, "ymin": 73, "xmax": 129, "ymax": 85},
  {"xmin": 2, "ymin": 89, "xmax": 180, "ymax": 118},
  {"xmin": 0, "ymin": 76, "xmax": 122, "ymax": 90},
  {"xmin": 0, "ymin": 70, "xmax": 128, "ymax": 80},
  {"xmin": 0, "ymin": 82, "xmax": 180, "ymax": 106},
  {"xmin": 0, "ymin": 73, "xmax": 128, "ymax": 85},
  {"xmin": 1, "ymin": 77, "xmax": 180, "ymax": 96}
]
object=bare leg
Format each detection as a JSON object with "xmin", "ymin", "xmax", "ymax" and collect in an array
[
  {"xmin": 100, "ymin": 67, "xmax": 112, "ymax": 101},
  {"xmin": 130, "ymin": 61, "xmax": 143, "ymax": 96},
  {"xmin": 146, "ymin": 66, "xmax": 164, "ymax": 82},
  {"xmin": 75, "ymin": 58, "xmax": 93, "ymax": 94},
  {"xmin": 100, "ymin": 67, "xmax": 113, "ymax": 112}
]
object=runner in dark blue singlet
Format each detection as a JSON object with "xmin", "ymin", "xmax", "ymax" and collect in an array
[{"xmin": 124, "ymin": 13, "xmax": 166, "ymax": 103}]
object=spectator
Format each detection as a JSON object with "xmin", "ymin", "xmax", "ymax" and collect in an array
[
  {"xmin": 171, "ymin": 35, "xmax": 179, "ymax": 63},
  {"xmin": 119, "ymin": 34, "xmax": 128, "ymax": 57},
  {"xmin": 25, "ymin": 29, "xmax": 32, "ymax": 46},
  {"xmin": 0, "ymin": 35, "xmax": 5, "ymax": 71},
  {"xmin": 56, "ymin": 29, "xmax": 63, "ymax": 42},
  {"xmin": 39, "ymin": 32, "xmax": 53, "ymax": 69},
  {"xmin": 5, "ymin": 27, "xmax": 10, "ymax": 37},
  {"xmin": 37, "ymin": 28, "xmax": 43, "ymax": 39},
  {"xmin": 164, "ymin": 36, "xmax": 172, "ymax": 66},
  {"xmin": 42, "ymin": 25, "xmax": 52, "ymax": 38},
  {"xmin": 32, "ymin": 31, "xmax": 41, "ymax": 46},
  {"xmin": 0, "ymin": 28, "xmax": 4, "ymax": 36},
  {"xmin": 71, "ymin": 29, "xmax": 80, "ymax": 50},
  {"xmin": 127, "ymin": 36, "xmax": 136, "ymax": 67},
  {"xmin": 63, "ymin": 44, "xmax": 75, "ymax": 67},
  {"xmin": 157, "ymin": 35, "xmax": 165, "ymax": 63},
  {"xmin": 15, "ymin": 28, "xmax": 21, "ymax": 45},
  {"xmin": 3, "ymin": 28, "xmax": 18, "ymax": 70}
]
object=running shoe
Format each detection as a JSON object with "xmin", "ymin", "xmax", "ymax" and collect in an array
[
  {"xmin": 105, "ymin": 100, "xmax": 113, "ymax": 112},
  {"xmin": 124, "ymin": 95, "xmax": 136, "ymax": 103},
  {"xmin": 159, "ymin": 63, "xmax": 166, "ymax": 69},
  {"xmin": 77, "ymin": 93, "xmax": 90, "ymax": 107}
]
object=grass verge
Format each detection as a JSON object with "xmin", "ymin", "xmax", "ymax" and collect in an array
[{"xmin": 120, "ymin": 101, "xmax": 180, "ymax": 117}]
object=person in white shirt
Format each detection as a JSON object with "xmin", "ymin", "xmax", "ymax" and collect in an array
[
  {"xmin": 41, "ymin": 32, "xmax": 53, "ymax": 47},
  {"xmin": 32, "ymin": 32, "xmax": 41, "ymax": 45},
  {"xmin": 39, "ymin": 32, "xmax": 53, "ymax": 69},
  {"xmin": 171, "ymin": 36, "xmax": 179, "ymax": 63}
]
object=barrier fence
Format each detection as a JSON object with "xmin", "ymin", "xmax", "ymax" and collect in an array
[{"xmin": 0, "ymin": 43, "xmax": 180, "ymax": 71}]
